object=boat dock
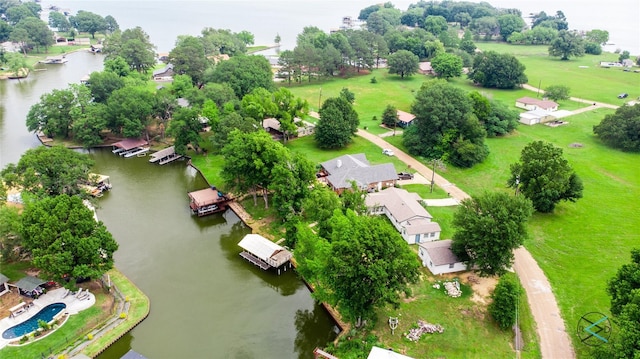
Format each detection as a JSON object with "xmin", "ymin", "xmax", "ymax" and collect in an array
[
  {"xmin": 187, "ymin": 187, "xmax": 232, "ymax": 216},
  {"xmin": 237, "ymin": 234, "xmax": 292, "ymax": 275},
  {"xmin": 149, "ymin": 146, "xmax": 183, "ymax": 165},
  {"xmin": 111, "ymin": 138, "xmax": 149, "ymax": 158}
]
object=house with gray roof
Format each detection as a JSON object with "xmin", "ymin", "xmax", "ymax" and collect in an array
[
  {"xmin": 365, "ymin": 187, "xmax": 441, "ymax": 244},
  {"xmin": 418, "ymin": 239, "xmax": 466, "ymax": 275},
  {"xmin": 153, "ymin": 63, "xmax": 174, "ymax": 81},
  {"xmin": 0, "ymin": 273, "xmax": 9, "ymax": 296},
  {"xmin": 319, "ymin": 154, "xmax": 398, "ymax": 194}
]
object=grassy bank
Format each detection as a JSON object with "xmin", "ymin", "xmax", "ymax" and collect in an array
[{"xmin": 82, "ymin": 269, "xmax": 150, "ymax": 358}]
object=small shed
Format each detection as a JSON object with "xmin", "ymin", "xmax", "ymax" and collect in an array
[
  {"xmin": 15, "ymin": 275, "xmax": 46, "ymax": 297},
  {"xmin": 396, "ymin": 110, "xmax": 415, "ymax": 128},
  {"xmin": 418, "ymin": 240, "xmax": 466, "ymax": 275},
  {"xmin": 238, "ymin": 234, "xmax": 292, "ymax": 274},
  {"xmin": 0, "ymin": 273, "xmax": 9, "ymax": 296}
]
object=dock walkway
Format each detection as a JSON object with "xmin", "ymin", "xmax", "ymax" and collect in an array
[{"xmin": 239, "ymin": 251, "xmax": 271, "ymax": 270}]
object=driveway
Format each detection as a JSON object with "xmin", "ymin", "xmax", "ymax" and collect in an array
[{"xmin": 356, "ymin": 129, "xmax": 575, "ymax": 359}]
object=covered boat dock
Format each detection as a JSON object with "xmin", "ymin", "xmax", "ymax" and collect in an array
[
  {"xmin": 187, "ymin": 187, "xmax": 231, "ymax": 216},
  {"xmin": 237, "ymin": 234, "xmax": 292, "ymax": 274},
  {"xmin": 112, "ymin": 138, "xmax": 149, "ymax": 157},
  {"xmin": 149, "ymin": 146, "xmax": 183, "ymax": 165}
]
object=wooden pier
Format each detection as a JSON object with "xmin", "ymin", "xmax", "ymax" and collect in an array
[{"xmin": 149, "ymin": 146, "xmax": 183, "ymax": 165}]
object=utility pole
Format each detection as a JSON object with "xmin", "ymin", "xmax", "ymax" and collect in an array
[{"xmin": 430, "ymin": 158, "xmax": 436, "ymax": 193}]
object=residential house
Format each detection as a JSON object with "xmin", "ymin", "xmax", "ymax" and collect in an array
[
  {"xmin": 519, "ymin": 109, "xmax": 557, "ymax": 125},
  {"xmin": 515, "ymin": 97, "xmax": 559, "ymax": 112},
  {"xmin": 153, "ymin": 64, "xmax": 174, "ymax": 82},
  {"xmin": 418, "ymin": 62, "xmax": 433, "ymax": 75},
  {"xmin": 365, "ymin": 187, "xmax": 441, "ymax": 244},
  {"xmin": 318, "ymin": 154, "xmax": 398, "ymax": 194},
  {"xmin": 262, "ymin": 117, "xmax": 314, "ymax": 139},
  {"xmin": 396, "ymin": 110, "xmax": 415, "ymax": 128},
  {"xmin": 418, "ymin": 239, "xmax": 466, "ymax": 275},
  {"xmin": 600, "ymin": 61, "xmax": 623, "ymax": 68}
]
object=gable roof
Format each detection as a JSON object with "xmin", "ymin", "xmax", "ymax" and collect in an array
[
  {"xmin": 321, "ymin": 154, "xmax": 398, "ymax": 189},
  {"xmin": 516, "ymin": 97, "xmax": 558, "ymax": 110},
  {"xmin": 0, "ymin": 273, "xmax": 8, "ymax": 284},
  {"xmin": 368, "ymin": 346, "xmax": 415, "ymax": 359},
  {"xmin": 365, "ymin": 187, "xmax": 432, "ymax": 222},
  {"xmin": 152, "ymin": 63, "xmax": 174, "ymax": 77},
  {"xmin": 188, "ymin": 188, "xmax": 224, "ymax": 207},
  {"xmin": 397, "ymin": 110, "xmax": 415, "ymax": 124},
  {"xmin": 113, "ymin": 138, "xmax": 148, "ymax": 150},
  {"xmin": 15, "ymin": 275, "xmax": 46, "ymax": 292},
  {"xmin": 419, "ymin": 240, "xmax": 460, "ymax": 266},
  {"xmin": 238, "ymin": 234, "xmax": 286, "ymax": 262}
]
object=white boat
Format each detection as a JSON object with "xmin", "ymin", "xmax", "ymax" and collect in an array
[
  {"xmin": 124, "ymin": 147, "xmax": 150, "ymax": 158},
  {"xmin": 41, "ymin": 56, "xmax": 68, "ymax": 64}
]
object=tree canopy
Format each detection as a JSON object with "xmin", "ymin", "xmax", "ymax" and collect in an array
[
  {"xmin": 431, "ymin": 52, "xmax": 463, "ymax": 79},
  {"xmin": 544, "ymin": 85, "xmax": 571, "ymax": 101},
  {"xmin": 508, "ymin": 141, "xmax": 583, "ymax": 212},
  {"xmin": 103, "ymin": 27, "xmax": 156, "ymax": 72},
  {"xmin": 404, "ymin": 81, "xmax": 488, "ymax": 167},
  {"xmin": 593, "ymin": 104, "xmax": 640, "ymax": 152},
  {"xmin": 387, "ymin": 49, "xmax": 419, "ymax": 78},
  {"xmin": 70, "ymin": 10, "xmax": 107, "ymax": 38},
  {"xmin": 209, "ymin": 55, "xmax": 274, "ymax": 98},
  {"xmin": 169, "ymin": 35, "xmax": 210, "ymax": 87},
  {"xmin": 1, "ymin": 146, "xmax": 93, "ymax": 199},
  {"xmin": 21, "ymin": 195, "xmax": 118, "ymax": 286},
  {"xmin": 295, "ymin": 210, "xmax": 420, "ymax": 324},
  {"xmin": 548, "ymin": 30, "xmax": 585, "ymax": 60},
  {"xmin": 315, "ymin": 97, "xmax": 359, "ymax": 149},
  {"xmin": 489, "ymin": 273, "xmax": 522, "ymax": 329},
  {"xmin": 468, "ymin": 51, "xmax": 527, "ymax": 89},
  {"xmin": 452, "ymin": 192, "xmax": 533, "ymax": 276}
]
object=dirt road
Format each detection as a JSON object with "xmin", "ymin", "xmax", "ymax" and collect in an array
[{"xmin": 357, "ymin": 129, "xmax": 575, "ymax": 359}]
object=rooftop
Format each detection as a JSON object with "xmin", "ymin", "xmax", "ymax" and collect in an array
[{"xmin": 419, "ymin": 240, "xmax": 460, "ymax": 266}]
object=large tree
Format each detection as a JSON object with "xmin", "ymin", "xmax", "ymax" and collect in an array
[
  {"xmin": 404, "ymin": 81, "xmax": 488, "ymax": 167},
  {"xmin": 13, "ymin": 17, "xmax": 54, "ymax": 52},
  {"xmin": 468, "ymin": 51, "xmax": 527, "ymax": 89},
  {"xmin": 167, "ymin": 107, "xmax": 203, "ymax": 155},
  {"xmin": 103, "ymin": 27, "xmax": 156, "ymax": 73},
  {"xmin": 270, "ymin": 151, "xmax": 316, "ymax": 219},
  {"xmin": 593, "ymin": 104, "xmax": 640, "ymax": 152},
  {"xmin": 169, "ymin": 35, "xmax": 210, "ymax": 87},
  {"xmin": 87, "ymin": 70, "xmax": 125, "ymax": 103},
  {"xmin": 27, "ymin": 88, "xmax": 77, "ymax": 138},
  {"xmin": 452, "ymin": 192, "xmax": 533, "ymax": 277},
  {"xmin": 508, "ymin": 141, "xmax": 583, "ymax": 212},
  {"xmin": 387, "ymin": 49, "xmax": 419, "ymax": 78},
  {"xmin": 489, "ymin": 273, "xmax": 522, "ymax": 329},
  {"xmin": 496, "ymin": 14, "xmax": 525, "ymax": 41},
  {"xmin": 70, "ymin": 11, "xmax": 106, "ymax": 38},
  {"xmin": 381, "ymin": 104, "xmax": 398, "ymax": 128},
  {"xmin": 315, "ymin": 97, "xmax": 359, "ymax": 149},
  {"xmin": 21, "ymin": 195, "xmax": 118, "ymax": 286},
  {"xmin": 104, "ymin": 86, "xmax": 155, "ymax": 139},
  {"xmin": 548, "ymin": 30, "xmax": 585, "ymax": 60},
  {"xmin": 1, "ymin": 146, "xmax": 93, "ymax": 199},
  {"xmin": 48, "ymin": 11, "xmax": 70, "ymax": 32},
  {"xmin": 296, "ymin": 210, "xmax": 420, "ymax": 324},
  {"xmin": 209, "ymin": 55, "xmax": 273, "ymax": 98},
  {"xmin": 431, "ymin": 52, "xmax": 463, "ymax": 79}
]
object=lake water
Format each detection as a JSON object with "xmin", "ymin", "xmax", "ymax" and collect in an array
[
  {"xmin": 47, "ymin": 0, "xmax": 639, "ymax": 54},
  {"xmin": 0, "ymin": 51, "xmax": 337, "ymax": 358}
]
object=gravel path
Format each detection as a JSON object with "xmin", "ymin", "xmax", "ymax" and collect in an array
[{"xmin": 356, "ymin": 129, "xmax": 575, "ymax": 358}]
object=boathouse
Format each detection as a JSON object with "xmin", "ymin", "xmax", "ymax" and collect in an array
[
  {"xmin": 149, "ymin": 146, "xmax": 183, "ymax": 165},
  {"xmin": 238, "ymin": 234, "xmax": 292, "ymax": 274},
  {"xmin": 187, "ymin": 187, "xmax": 231, "ymax": 216}
]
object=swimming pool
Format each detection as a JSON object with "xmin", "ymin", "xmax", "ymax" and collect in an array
[{"xmin": 2, "ymin": 303, "xmax": 67, "ymax": 339}]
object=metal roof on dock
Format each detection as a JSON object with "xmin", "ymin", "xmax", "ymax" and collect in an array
[
  {"xmin": 238, "ymin": 234, "xmax": 292, "ymax": 268},
  {"xmin": 112, "ymin": 138, "xmax": 148, "ymax": 151},
  {"xmin": 187, "ymin": 188, "xmax": 224, "ymax": 207}
]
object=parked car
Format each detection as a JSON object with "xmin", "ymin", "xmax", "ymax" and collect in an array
[
  {"xmin": 618, "ymin": 93, "xmax": 628, "ymax": 99},
  {"xmin": 382, "ymin": 149, "xmax": 394, "ymax": 156},
  {"xmin": 397, "ymin": 172, "xmax": 414, "ymax": 180}
]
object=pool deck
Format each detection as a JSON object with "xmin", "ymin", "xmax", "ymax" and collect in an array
[{"xmin": 0, "ymin": 288, "xmax": 95, "ymax": 349}]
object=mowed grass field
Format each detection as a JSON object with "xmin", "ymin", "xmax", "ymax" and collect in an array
[{"xmin": 284, "ymin": 48, "xmax": 640, "ymax": 358}]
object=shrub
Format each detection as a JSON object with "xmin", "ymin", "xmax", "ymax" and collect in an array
[
  {"xmin": 370, "ymin": 76, "xmax": 377, "ymax": 83},
  {"xmin": 489, "ymin": 274, "xmax": 522, "ymax": 330},
  {"xmin": 119, "ymin": 312, "xmax": 127, "ymax": 319},
  {"xmin": 87, "ymin": 333, "xmax": 94, "ymax": 340},
  {"xmin": 20, "ymin": 335, "xmax": 29, "ymax": 344},
  {"xmin": 37, "ymin": 319, "xmax": 50, "ymax": 331},
  {"xmin": 544, "ymin": 85, "xmax": 571, "ymax": 101}
]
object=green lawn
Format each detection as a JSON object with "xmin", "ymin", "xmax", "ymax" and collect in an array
[
  {"xmin": 476, "ymin": 42, "xmax": 639, "ymax": 104},
  {"xmin": 372, "ymin": 270, "xmax": 539, "ymax": 359}
]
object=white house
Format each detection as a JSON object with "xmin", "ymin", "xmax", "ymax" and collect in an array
[
  {"xmin": 515, "ymin": 97, "xmax": 559, "ymax": 111},
  {"xmin": 418, "ymin": 240, "xmax": 466, "ymax": 275},
  {"xmin": 396, "ymin": 110, "xmax": 415, "ymax": 128},
  {"xmin": 519, "ymin": 109, "xmax": 557, "ymax": 125},
  {"xmin": 365, "ymin": 187, "xmax": 441, "ymax": 244}
]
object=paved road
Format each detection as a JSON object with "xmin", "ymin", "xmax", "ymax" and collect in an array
[{"xmin": 356, "ymin": 129, "xmax": 575, "ymax": 359}]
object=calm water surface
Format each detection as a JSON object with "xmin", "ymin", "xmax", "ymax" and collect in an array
[{"xmin": 0, "ymin": 53, "xmax": 337, "ymax": 358}]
